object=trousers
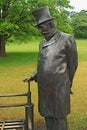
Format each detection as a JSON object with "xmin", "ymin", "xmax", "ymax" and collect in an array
[{"xmin": 45, "ymin": 116, "xmax": 67, "ymax": 130}]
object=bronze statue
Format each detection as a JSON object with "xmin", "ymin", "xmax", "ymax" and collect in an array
[{"xmin": 24, "ymin": 6, "xmax": 78, "ymax": 130}]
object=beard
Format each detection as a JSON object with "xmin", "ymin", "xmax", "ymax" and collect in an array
[
  {"xmin": 44, "ymin": 33, "xmax": 52, "ymax": 41},
  {"xmin": 42, "ymin": 29, "xmax": 56, "ymax": 41}
]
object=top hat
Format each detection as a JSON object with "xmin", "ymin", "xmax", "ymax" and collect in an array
[{"xmin": 32, "ymin": 6, "xmax": 54, "ymax": 26}]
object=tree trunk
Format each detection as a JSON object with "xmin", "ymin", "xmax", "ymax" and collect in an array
[{"xmin": 0, "ymin": 35, "xmax": 6, "ymax": 57}]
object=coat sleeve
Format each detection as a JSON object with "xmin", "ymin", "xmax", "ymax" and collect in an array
[
  {"xmin": 31, "ymin": 71, "xmax": 37, "ymax": 82},
  {"xmin": 65, "ymin": 35, "xmax": 78, "ymax": 87}
]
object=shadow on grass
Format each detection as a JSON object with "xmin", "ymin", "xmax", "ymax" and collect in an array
[
  {"xmin": 0, "ymin": 52, "xmax": 38, "ymax": 66},
  {"xmin": 35, "ymin": 119, "xmax": 46, "ymax": 130}
]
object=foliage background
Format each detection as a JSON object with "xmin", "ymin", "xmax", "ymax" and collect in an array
[{"xmin": 0, "ymin": 0, "xmax": 87, "ymax": 57}]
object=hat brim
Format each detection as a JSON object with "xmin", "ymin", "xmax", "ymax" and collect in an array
[{"xmin": 35, "ymin": 17, "xmax": 54, "ymax": 27}]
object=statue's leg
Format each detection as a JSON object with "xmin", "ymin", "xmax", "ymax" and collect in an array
[
  {"xmin": 54, "ymin": 117, "xmax": 68, "ymax": 130},
  {"xmin": 45, "ymin": 117, "xmax": 54, "ymax": 130},
  {"xmin": 45, "ymin": 116, "xmax": 67, "ymax": 130}
]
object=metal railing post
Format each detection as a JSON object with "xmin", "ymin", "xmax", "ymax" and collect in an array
[{"xmin": 25, "ymin": 81, "xmax": 34, "ymax": 130}]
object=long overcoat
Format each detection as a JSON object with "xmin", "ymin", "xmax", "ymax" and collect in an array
[{"xmin": 36, "ymin": 30, "xmax": 78, "ymax": 118}]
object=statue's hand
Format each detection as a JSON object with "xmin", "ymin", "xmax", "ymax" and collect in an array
[
  {"xmin": 23, "ymin": 71, "xmax": 37, "ymax": 83},
  {"xmin": 23, "ymin": 76, "xmax": 33, "ymax": 82}
]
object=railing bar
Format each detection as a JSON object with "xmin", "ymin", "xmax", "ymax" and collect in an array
[
  {"xmin": 0, "ymin": 93, "xmax": 27, "ymax": 97},
  {"xmin": 0, "ymin": 103, "xmax": 27, "ymax": 108},
  {"xmin": 0, "ymin": 122, "xmax": 24, "ymax": 125},
  {"xmin": 0, "ymin": 119, "xmax": 24, "ymax": 123},
  {"xmin": 0, "ymin": 120, "xmax": 24, "ymax": 123},
  {"xmin": 0, "ymin": 124, "xmax": 24, "ymax": 128}
]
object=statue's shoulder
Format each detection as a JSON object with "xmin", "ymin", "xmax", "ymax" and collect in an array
[
  {"xmin": 59, "ymin": 31, "xmax": 75, "ymax": 42},
  {"xmin": 60, "ymin": 32, "xmax": 71, "ymax": 39},
  {"xmin": 54, "ymin": 30, "xmax": 72, "ymax": 40}
]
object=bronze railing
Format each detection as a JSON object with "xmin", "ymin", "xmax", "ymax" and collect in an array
[{"xmin": 0, "ymin": 81, "xmax": 34, "ymax": 130}]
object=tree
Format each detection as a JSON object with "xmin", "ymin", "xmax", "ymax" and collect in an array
[
  {"xmin": 0, "ymin": 0, "xmax": 72, "ymax": 57},
  {"xmin": 0, "ymin": 0, "xmax": 33, "ymax": 57},
  {"xmin": 70, "ymin": 10, "xmax": 87, "ymax": 38},
  {"xmin": 49, "ymin": 0, "xmax": 73, "ymax": 33}
]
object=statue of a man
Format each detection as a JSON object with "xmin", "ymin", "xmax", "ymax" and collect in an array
[{"xmin": 24, "ymin": 6, "xmax": 78, "ymax": 130}]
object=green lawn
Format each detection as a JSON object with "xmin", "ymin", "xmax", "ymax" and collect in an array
[
  {"xmin": 76, "ymin": 39, "xmax": 87, "ymax": 61},
  {"xmin": 0, "ymin": 39, "xmax": 87, "ymax": 130}
]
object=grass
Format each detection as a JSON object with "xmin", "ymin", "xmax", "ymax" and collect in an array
[
  {"xmin": 76, "ymin": 39, "xmax": 87, "ymax": 62},
  {"xmin": 0, "ymin": 42, "xmax": 39, "ymax": 66},
  {"xmin": 0, "ymin": 39, "xmax": 87, "ymax": 130}
]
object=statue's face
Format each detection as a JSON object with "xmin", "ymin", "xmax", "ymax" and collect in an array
[
  {"xmin": 38, "ymin": 22, "xmax": 50, "ymax": 34},
  {"xmin": 37, "ymin": 20, "xmax": 56, "ymax": 41}
]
